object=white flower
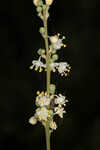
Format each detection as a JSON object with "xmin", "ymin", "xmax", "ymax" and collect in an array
[
  {"xmin": 30, "ymin": 56, "xmax": 46, "ymax": 71},
  {"xmin": 29, "ymin": 116, "xmax": 37, "ymax": 125},
  {"xmin": 54, "ymin": 107, "xmax": 66, "ymax": 118},
  {"xmin": 50, "ymin": 63, "xmax": 59, "ymax": 71},
  {"xmin": 57, "ymin": 62, "xmax": 68, "ymax": 74},
  {"xmin": 36, "ymin": 95, "xmax": 51, "ymax": 107},
  {"xmin": 49, "ymin": 120, "xmax": 57, "ymax": 130},
  {"xmin": 54, "ymin": 94, "xmax": 68, "ymax": 105},
  {"xmin": 36, "ymin": 107, "xmax": 49, "ymax": 121},
  {"xmin": 49, "ymin": 34, "xmax": 66, "ymax": 50},
  {"xmin": 53, "ymin": 39, "xmax": 63, "ymax": 50},
  {"xmin": 50, "ymin": 62, "xmax": 70, "ymax": 75}
]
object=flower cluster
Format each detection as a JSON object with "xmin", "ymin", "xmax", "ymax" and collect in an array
[
  {"xmin": 30, "ymin": 57, "xmax": 71, "ymax": 76},
  {"xmin": 29, "ymin": 56, "xmax": 46, "ymax": 72},
  {"xmin": 49, "ymin": 34, "xmax": 66, "ymax": 50},
  {"xmin": 29, "ymin": 0, "xmax": 71, "ymax": 135},
  {"xmin": 29, "ymin": 91, "xmax": 68, "ymax": 131},
  {"xmin": 29, "ymin": 32, "xmax": 71, "ymax": 76},
  {"xmin": 50, "ymin": 62, "xmax": 71, "ymax": 76}
]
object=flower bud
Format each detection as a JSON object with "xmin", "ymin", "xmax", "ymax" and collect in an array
[
  {"xmin": 51, "ymin": 50, "xmax": 57, "ymax": 54},
  {"xmin": 50, "ymin": 120, "xmax": 57, "ymax": 130},
  {"xmin": 33, "ymin": 0, "xmax": 43, "ymax": 6},
  {"xmin": 50, "ymin": 35, "xmax": 58, "ymax": 44},
  {"xmin": 49, "ymin": 84, "xmax": 56, "ymax": 94},
  {"xmin": 49, "ymin": 110, "xmax": 54, "ymax": 117},
  {"xmin": 39, "ymin": 27, "xmax": 45, "ymax": 34},
  {"xmin": 46, "ymin": 0, "xmax": 53, "ymax": 5},
  {"xmin": 29, "ymin": 116, "xmax": 37, "ymax": 125},
  {"xmin": 33, "ymin": 0, "xmax": 38, "ymax": 6},
  {"xmin": 52, "ymin": 54, "xmax": 58, "ymax": 61},
  {"xmin": 36, "ymin": 6, "xmax": 42, "ymax": 12},
  {"xmin": 37, "ymin": 49, "xmax": 45, "ymax": 55}
]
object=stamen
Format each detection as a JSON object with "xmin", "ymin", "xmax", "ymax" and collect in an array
[
  {"xmin": 39, "ymin": 68, "xmax": 43, "ymax": 72},
  {"xmin": 45, "ymin": 92, "xmax": 48, "ymax": 96},
  {"xmin": 53, "ymin": 69, "xmax": 56, "ymax": 72},
  {"xmin": 58, "ymin": 104, "xmax": 62, "ymax": 108},
  {"xmin": 37, "ymin": 91, "xmax": 40, "ymax": 95},
  {"xmin": 62, "ymin": 36, "xmax": 66, "ymax": 39},
  {"xmin": 67, "ymin": 69, "xmax": 70, "ymax": 73},
  {"xmin": 57, "ymin": 33, "xmax": 60, "ymax": 36},
  {"xmin": 29, "ymin": 65, "xmax": 33, "ymax": 70},
  {"xmin": 35, "ymin": 67, "xmax": 38, "ymax": 71},
  {"xmin": 61, "ymin": 73, "xmax": 64, "ymax": 76},
  {"xmin": 64, "ymin": 44, "xmax": 67, "ymax": 48}
]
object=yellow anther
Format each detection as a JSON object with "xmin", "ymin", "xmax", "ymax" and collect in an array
[
  {"xmin": 67, "ymin": 69, "xmax": 70, "ymax": 73},
  {"xmin": 39, "ymin": 68, "xmax": 43, "ymax": 72},
  {"xmin": 45, "ymin": 92, "xmax": 48, "ymax": 96},
  {"xmin": 64, "ymin": 44, "xmax": 67, "ymax": 48},
  {"xmin": 58, "ymin": 104, "xmax": 62, "ymax": 108},
  {"xmin": 61, "ymin": 73, "xmax": 64, "ymax": 76},
  {"xmin": 57, "ymin": 33, "xmax": 60, "ymax": 36},
  {"xmin": 48, "ymin": 115, "xmax": 51, "ymax": 117},
  {"xmin": 35, "ymin": 67, "xmax": 38, "ymax": 71},
  {"xmin": 62, "ymin": 36, "xmax": 66, "ymax": 39},
  {"xmin": 37, "ymin": 91, "xmax": 40, "ymax": 95},
  {"xmin": 29, "ymin": 65, "xmax": 33, "ymax": 70},
  {"xmin": 39, "ymin": 93, "xmax": 42, "ymax": 97},
  {"xmin": 46, "ymin": 110, "xmax": 49, "ymax": 112},
  {"xmin": 53, "ymin": 69, "xmax": 56, "ymax": 72},
  {"xmin": 65, "ymin": 73, "xmax": 68, "ymax": 77}
]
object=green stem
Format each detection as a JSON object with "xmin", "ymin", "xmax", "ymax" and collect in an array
[
  {"xmin": 45, "ymin": 123, "xmax": 51, "ymax": 150},
  {"xmin": 43, "ymin": 5, "xmax": 51, "ymax": 95},
  {"xmin": 43, "ymin": 5, "xmax": 51, "ymax": 150}
]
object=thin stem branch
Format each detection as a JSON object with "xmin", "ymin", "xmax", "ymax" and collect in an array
[
  {"xmin": 43, "ymin": 6, "xmax": 51, "ymax": 95},
  {"xmin": 45, "ymin": 122, "xmax": 51, "ymax": 150},
  {"xmin": 43, "ymin": 5, "xmax": 51, "ymax": 150}
]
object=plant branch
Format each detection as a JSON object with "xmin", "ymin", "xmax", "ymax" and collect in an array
[{"xmin": 43, "ymin": 5, "xmax": 51, "ymax": 150}]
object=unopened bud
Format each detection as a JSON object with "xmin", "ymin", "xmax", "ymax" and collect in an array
[
  {"xmin": 51, "ymin": 50, "xmax": 57, "ymax": 54},
  {"xmin": 39, "ymin": 27, "xmax": 45, "ymax": 34},
  {"xmin": 38, "ymin": 49, "xmax": 45, "ymax": 55},
  {"xmin": 46, "ymin": 0, "xmax": 53, "ymax": 5},
  {"xmin": 36, "ymin": 6, "xmax": 42, "ymax": 12},
  {"xmin": 33, "ymin": 0, "xmax": 38, "ymax": 6},
  {"xmin": 52, "ymin": 54, "xmax": 58, "ymax": 61},
  {"xmin": 49, "ymin": 84, "xmax": 56, "ymax": 94},
  {"xmin": 29, "ymin": 116, "xmax": 37, "ymax": 125},
  {"xmin": 33, "ymin": 0, "xmax": 43, "ymax": 6}
]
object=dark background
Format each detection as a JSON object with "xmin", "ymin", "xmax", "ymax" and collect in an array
[{"xmin": 0, "ymin": 0, "xmax": 100, "ymax": 150}]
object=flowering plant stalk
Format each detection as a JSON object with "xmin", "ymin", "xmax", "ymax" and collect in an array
[{"xmin": 29, "ymin": 0, "xmax": 71, "ymax": 150}]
